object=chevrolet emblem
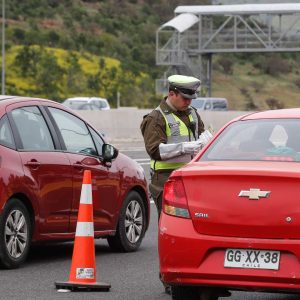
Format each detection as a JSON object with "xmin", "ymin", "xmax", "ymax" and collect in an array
[{"xmin": 238, "ymin": 188, "xmax": 271, "ymax": 200}]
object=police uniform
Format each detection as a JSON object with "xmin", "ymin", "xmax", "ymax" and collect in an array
[{"xmin": 140, "ymin": 75, "xmax": 205, "ymax": 217}]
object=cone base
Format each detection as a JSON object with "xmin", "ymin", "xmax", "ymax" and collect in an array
[{"xmin": 55, "ymin": 281, "xmax": 111, "ymax": 292}]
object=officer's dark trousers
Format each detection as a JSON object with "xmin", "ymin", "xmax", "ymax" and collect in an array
[
  {"xmin": 149, "ymin": 169, "xmax": 173, "ymax": 293},
  {"xmin": 149, "ymin": 170, "xmax": 172, "ymax": 219}
]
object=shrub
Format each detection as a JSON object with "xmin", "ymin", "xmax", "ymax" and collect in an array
[
  {"xmin": 265, "ymin": 98, "xmax": 284, "ymax": 110},
  {"xmin": 253, "ymin": 54, "xmax": 290, "ymax": 76},
  {"xmin": 294, "ymin": 79, "xmax": 300, "ymax": 89},
  {"xmin": 241, "ymin": 88, "xmax": 258, "ymax": 110},
  {"xmin": 217, "ymin": 57, "xmax": 233, "ymax": 75}
]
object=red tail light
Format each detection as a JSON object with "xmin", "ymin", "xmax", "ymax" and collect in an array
[{"xmin": 163, "ymin": 177, "xmax": 190, "ymax": 218}]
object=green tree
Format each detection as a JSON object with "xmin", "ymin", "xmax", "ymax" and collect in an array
[
  {"xmin": 14, "ymin": 46, "xmax": 41, "ymax": 77},
  {"xmin": 65, "ymin": 52, "xmax": 85, "ymax": 94},
  {"xmin": 35, "ymin": 50, "xmax": 64, "ymax": 99}
]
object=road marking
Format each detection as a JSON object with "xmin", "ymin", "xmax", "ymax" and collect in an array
[
  {"xmin": 120, "ymin": 148, "xmax": 145, "ymax": 152},
  {"xmin": 134, "ymin": 158, "xmax": 150, "ymax": 165},
  {"xmin": 135, "ymin": 158, "xmax": 150, "ymax": 162}
]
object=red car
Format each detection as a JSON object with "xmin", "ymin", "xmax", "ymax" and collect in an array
[
  {"xmin": 0, "ymin": 96, "xmax": 149, "ymax": 269},
  {"xmin": 159, "ymin": 108, "xmax": 300, "ymax": 300}
]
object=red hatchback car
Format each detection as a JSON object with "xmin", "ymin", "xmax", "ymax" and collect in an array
[
  {"xmin": 159, "ymin": 109, "xmax": 300, "ymax": 300},
  {"xmin": 0, "ymin": 96, "xmax": 149, "ymax": 269}
]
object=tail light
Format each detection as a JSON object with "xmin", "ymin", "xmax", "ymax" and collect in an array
[{"xmin": 163, "ymin": 177, "xmax": 190, "ymax": 218}]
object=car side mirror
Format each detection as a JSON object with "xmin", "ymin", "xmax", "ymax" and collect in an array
[{"xmin": 102, "ymin": 144, "xmax": 118, "ymax": 164}]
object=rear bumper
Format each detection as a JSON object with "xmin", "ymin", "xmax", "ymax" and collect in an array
[{"xmin": 159, "ymin": 212, "xmax": 300, "ymax": 292}]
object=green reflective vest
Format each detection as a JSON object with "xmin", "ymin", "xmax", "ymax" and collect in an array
[{"xmin": 150, "ymin": 106, "xmax": 198, "ymax": 171}]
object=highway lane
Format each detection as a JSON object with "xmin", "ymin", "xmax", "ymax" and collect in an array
[{"xmin": 0, "ymin": 143, "xmax": 299, "ymax": 300}]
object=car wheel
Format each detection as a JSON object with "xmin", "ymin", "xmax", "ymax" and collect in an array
[
  {"xmin": 0, "ymin": 198, "xmax": 32, "ymax": 269},
  {"xmin": 107, "ymin": 191, "xmax": 146, "ymax": 252}
]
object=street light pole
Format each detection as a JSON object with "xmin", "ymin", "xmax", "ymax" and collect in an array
[{"xmin": 1, "ymin": 0, "xmax": 5, "ymax": 95}]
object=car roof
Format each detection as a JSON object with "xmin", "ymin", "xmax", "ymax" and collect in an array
[
  {"xmin": 0, "ymin": 95, "xmax": 85, "ymax": 117},
  {"xmin": 240, "ymin": 108, "xmax": 300, "ymax": 121},
  {"xmin": 65, "ymin": 97, "xmax": 108, "ymax": 102},
  {"xmin": 0, "ymin": 95, "xmax": 57, "ymax": 106},
  {"xmin": 0, "ymin": 95, "xmax": 102, "ymax": 130}
]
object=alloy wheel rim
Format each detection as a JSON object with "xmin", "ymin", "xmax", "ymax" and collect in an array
[
  {"xmin": 125, "ymin": 200, "xmax": 143, "ymax": 243},
  {"xmin": 5, "ymin": 210, "xmax": 28, "ymax": 259}
]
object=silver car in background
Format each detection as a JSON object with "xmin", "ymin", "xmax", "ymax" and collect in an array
[
  {"xmin": 192, "ymin": 97, "xmax": 228, "ymax": 111},
  {"xmin": 62, "ymin": 97, "xmax": 110, "ymax": 111}
]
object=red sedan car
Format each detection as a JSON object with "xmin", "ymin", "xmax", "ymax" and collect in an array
[
  {"xmin": 159, "ymin": 109, "xmax": 300, "ymax": 300},
  {"xmin": 0, "ymin": 96, "xmax": 149, "ymax": 269}
]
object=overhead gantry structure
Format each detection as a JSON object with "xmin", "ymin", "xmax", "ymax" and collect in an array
[{"xmin": 156, "ymin": 3, "xmax": 300, "ymax": 96}]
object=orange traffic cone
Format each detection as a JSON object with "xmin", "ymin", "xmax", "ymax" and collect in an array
[{"xmin": 55, "ymin": 170, "xmax": 111, "ymax": 292}]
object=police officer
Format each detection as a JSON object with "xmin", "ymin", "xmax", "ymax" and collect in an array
[{"xmin": 141, "ymin": 74, "xmax": 208, "ymax": 219}]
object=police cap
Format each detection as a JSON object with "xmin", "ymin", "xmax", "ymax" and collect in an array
[{"xmin": 168, "ymin": 75, "xmax": 201, "ymax": 99}]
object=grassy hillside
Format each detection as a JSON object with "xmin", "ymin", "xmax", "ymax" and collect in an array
[
  {"xmin": 1, "ymin": 0, "xmax": 300, "ymax": 110},
  {"xmin": 212, "ymin": 53, "xmax": 300, "ymax": 110},
  {"xmin": 4, "ymin": 45, "xmax": 155, "ymax": 107}
]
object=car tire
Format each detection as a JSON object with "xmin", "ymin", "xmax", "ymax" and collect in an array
[
  {"xmin": 107, "ymin": 191, "xmax": 146, "ymax": 252},
  {"xmin": 0, "ymin": 198, "xmax": 32, "ymax": 269}
]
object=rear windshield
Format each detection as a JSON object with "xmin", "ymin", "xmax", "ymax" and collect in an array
[{"xmin": 200, "ymin": 119, "xmax": 300, "ymax": 162}]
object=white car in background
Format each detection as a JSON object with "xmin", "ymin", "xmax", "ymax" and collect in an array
[
  {"xmin": 62, "ymin": 97, "xmax": 110, "ymax": 111},
  {"xmin": 192, "ymin": 97, "xmax": 228, "ymax": 111}
]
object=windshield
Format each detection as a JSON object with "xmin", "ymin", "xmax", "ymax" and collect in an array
[
  {"xmin": 200, "ymin": 119, "xmax": 300, "ymax": 162},
  {"xmin": 91, "ymin": 100, "xmax": 108, "ymax": 109},
  {"xmin": 212, "ymin": 100, "xmax": 227, "ymax": 110},
  {"xmin": 63, "ymin": 99, "xmax": 108, "ymax": 110},
  {"xmin": 63, "ymin": 100, "xmax": 88, "ymax": 109},
  {"xmin": 191, "ymin": 99, "xmax": 204, "ymax": 109}
]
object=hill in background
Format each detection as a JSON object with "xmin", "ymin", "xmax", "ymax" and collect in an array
[
  {"xmin": 212, "ymin": 53, "xmax": 300, "ymax": 110},
  {"xmin": 1, "ymin": 0, "xmax": 300, "ymax": 110}
]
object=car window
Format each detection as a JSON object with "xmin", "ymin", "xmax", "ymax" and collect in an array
[
  {"xmin": 204, "ymin": 101, "xmax": 212, "ymax": 110},
  {"xmin": 212, "ymin": 100, "xmax": 227, "ymax": 110},
  {"xmin": 89, "ymin": 126, "xmax": 104, "ymax": 156},
  {"xmin": 11, "ymin": 106, "xmax": 55, "ymax": 151},
  {"xmin": 91, "ymin": 100, "xmax": 104, "ymax": 109},
  {"xmin": 201, "ymin": 119, "xmax": 300, "ymax": 162},
  {"xmin": 192, "ymin": 98, "xmax": 228, "ymax": 110},
  {"xmin": 48, "ymin": 107, "xmax": 97, "ymax": 155},
  {"xmin": 63, "ymin": 100, "xmax": 87, "ymax": 110},
  {"xmin": 191, "ymin": 99, "xmax": 204, "ymax": 109},
  {"xmin": 0, "ymin": 115, "xmax": 15, "ymax": 149},
  {"xmin": 78, "ymin": 103, "xmax": 91, "ymax": 110}
]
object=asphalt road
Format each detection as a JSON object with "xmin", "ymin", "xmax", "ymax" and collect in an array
[{"xmin": 0, "ymin": 141, "xmax": 299, "ymax": 300}]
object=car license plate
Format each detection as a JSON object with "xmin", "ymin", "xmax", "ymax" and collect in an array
[{"xmin": 224, "ymin": 248, "xmax": 280, "ymax": 270}]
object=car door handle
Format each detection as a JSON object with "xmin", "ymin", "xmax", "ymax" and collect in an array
[{"xmin": 25, "ymin": 160, "xmax": 41, "ymax": 169}]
